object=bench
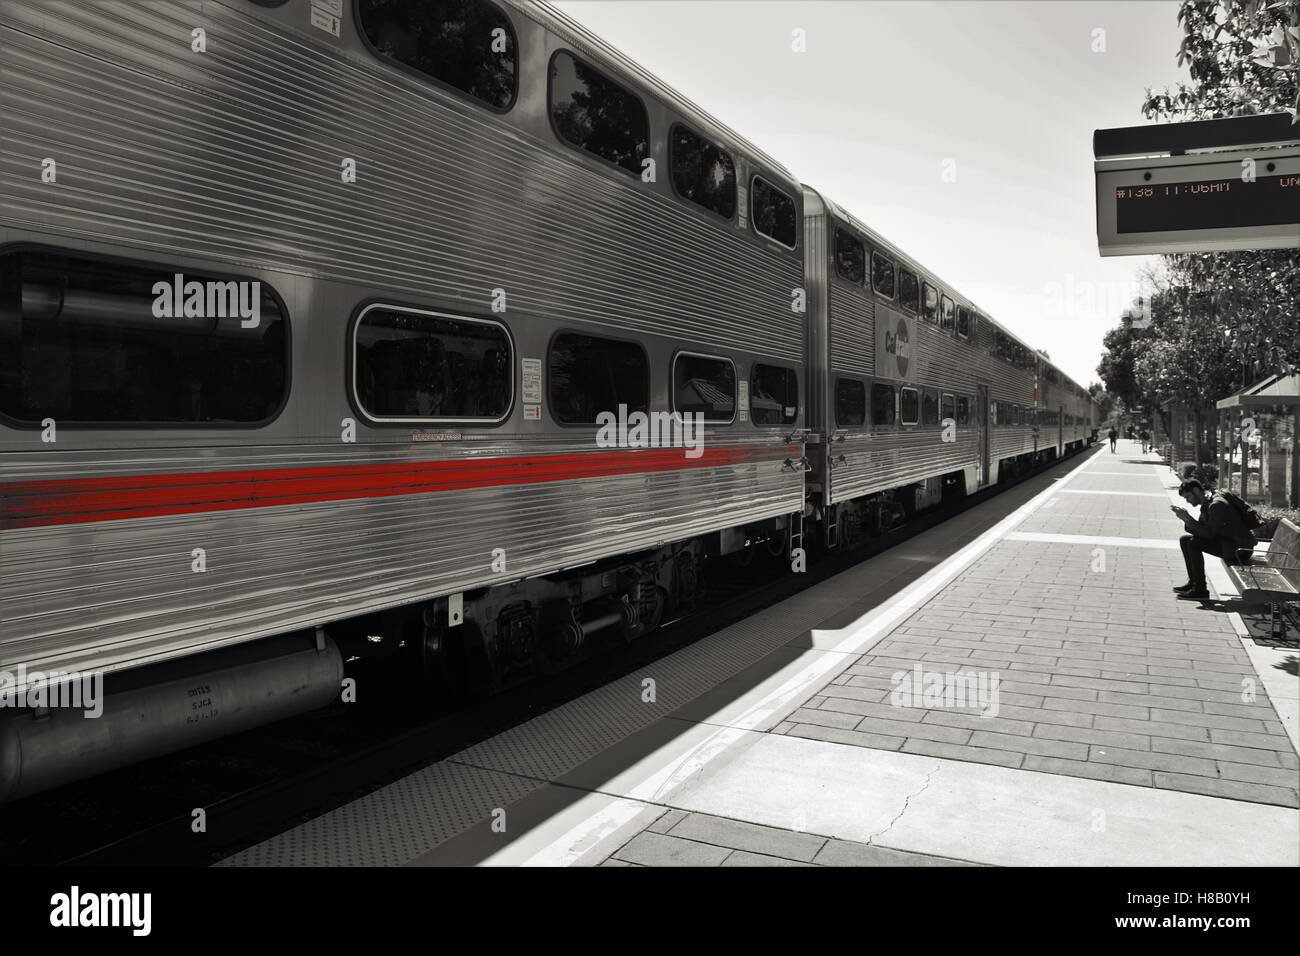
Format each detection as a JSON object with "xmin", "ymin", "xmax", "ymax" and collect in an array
[{"xmin": 1220, "ymin": 517, "xmax": 1300, "ymax": 638}]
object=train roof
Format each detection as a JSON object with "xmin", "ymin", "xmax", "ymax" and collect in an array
[
  {"xmin": 815, "ymin": 189, "xmax": 1091, "ymax": 398},
  {"xmin": 513, "ymin": 0, "xmax": 797, "ymax": 185}
]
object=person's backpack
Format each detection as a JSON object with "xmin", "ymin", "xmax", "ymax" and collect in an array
[{"xmin": 1215, "ymin": 489, "xmax": 1264, "ymax": 530}]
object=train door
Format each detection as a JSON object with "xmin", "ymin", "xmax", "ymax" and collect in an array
[
  {"xmin": 977, "ymin": 384, "xmax": 990, "ymax": 486},
  {"xmin": 1058, "ymin": 404, "xmax": 1065, "ymax": 458}
]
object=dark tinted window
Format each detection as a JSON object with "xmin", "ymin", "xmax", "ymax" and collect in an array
[
  {"xmin": 898, "ymin": 269, "xmax": 920, "ymax": 314},
  {"xmin": 940, "ymin": 295, "xmax": 955, "ymax": 332},
  {"xmin": 550, "ymin": 51, "xmax": 649, "ymax": 176},
  {"xmin": 871, "ymin": 383, "xmax": 896, "ymax": 426},
  {"xmin": 358, "ymin": 0, "xmax": 517, "ymax": 110},
  {"xmin": 836, "ymin": 378, "xmax": 866, "ymax": 428},
  {"xmin": 550, "ymin": 332, "xmax": 648, "ymax": 424},
  {"xmin": 673, "ymin": 353, "xmax": 735, "ymax": 422},
  {"xmin": 955, "ymin": 396, "xmax": 970, "ymax": 425},
  {"xmin": 355, "ymin": 308, "xmax": 509, "ymax": 421},
  {"xmin": 752, "ymin": 177, "xmax": 796, "ymax": 248},
  {"xmin": 940, "ymin": 393, "xmax": 955, "ymax": 424},
  {"xmin": 671, "ymin": 125, "xmax": 736, "ymax": 218},
  {"xmin": 922, "ymin": 283, "xmax": 939, "ymax": 323},
  {"xmin": 899, "ymin": 387, "xmax": 919, "ymax": 425},
  {"xmin": 871, "ymin": 252, "xmax": 895, "ymax": 299},
  {"xmin": 956, "ymin": 306, "xmax": 970, "ymax": 338},
  {"xmin": 0, "ymin": 250, "xmax": 287, "ymax": 425},
  {"xmin": 834, "ymin": 228, "xmax": 864, "ymax": 283},
  {"xmin": 922, "ymin": 390, "xmax": 939, "ymax": 425},
  {"xmin": 750, "ymin": 364, "xmax": 798, "ymax": 425}
]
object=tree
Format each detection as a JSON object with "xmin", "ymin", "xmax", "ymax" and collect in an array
[
  {"xmin": 1134, "ymin": 1, "xmax": 1300, "ymax": 380},
  {"xmin": 1096, "ymin": 321, "xmax": 1142, "ymax": 407},
  {"xmin": 1142, "ymin": 0, "xmax": 1300, "ymax": 122},
  {"xmin": 1088, "ymin": 383, "xmax": 1117, "ymax": 422}
]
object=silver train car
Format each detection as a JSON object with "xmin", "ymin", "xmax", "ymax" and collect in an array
[{"xmin": 0, "ymin": 0, "xmax": 1098, "ymax": 799}]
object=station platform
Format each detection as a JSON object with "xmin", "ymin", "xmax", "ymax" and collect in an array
[{"xmin": 220, "ymin": 441, "xmax": 1299, "ymax": 867}]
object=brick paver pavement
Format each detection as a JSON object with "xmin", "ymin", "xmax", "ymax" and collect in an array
[
  {"xmin": 779, "ymin": 443, "xmax": 1299, "ymax": 808},
  {"xmin": 600, "ymin": 809, "xmax": 981, "ymax": 867}
]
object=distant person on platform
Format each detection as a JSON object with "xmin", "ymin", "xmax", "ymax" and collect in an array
[
  {"xmin": 1140, "ymin": 428, "xmax": 1151, "ymax": 454},
  {"xmin": 1170, "ymin": 478, "xmax": 1257, "ymax": 601},
  {"xmin": 1107, "ymin": 427, "xmax": 1117, "ymax": 453}
]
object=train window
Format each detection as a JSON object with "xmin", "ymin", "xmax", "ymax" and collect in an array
[
  {"xmin": 750, "ymin": 364, "xmax": 798, "ymax": 425},
  {"xmin": 751, "ymin": 176, "xmax": 797, "ymax": 248},
  {"xmin": 940, "ymin": 295, "xmax": 955, "ymax": 332},
  {"xmin": 940, "ymin": 392, "xmax": 955, "ymax": 424},
  {"xmin": 899, "ymin": 387, "xmax": 919, "ymax": 426},
  {"xmin": 355, "ymin": 307, "xmax": 510, "ymax": 422},
  {"xmin": 922, "ymin": 390, "xmax": 939, "ymax": 426},
  {"xmin": 871, "ymin": 252, "xmax": 895, "ymax": 299},
  {"xmin": 834, "ymin": 228, "xmax": 865, "ymax": 283},
  {"xmin": 870, "ymin": 383, "xmax": 896, "ymax": 426},
  {"xmin": 550, "ymin": 51, "xmax": 649, "ymax": 176},
  {"xmin": 956, "ymin": 307, "xmax": 970, "ymax": 339},
  {"xmin": 0, "ymin": 249, "xmax": 288, "ymax": 426},
  {"xmin": 898, "ymin": 269, "xmax": 920, "ymax": 314},
  {"xmin": 358, "ymin": 0, "xmax": 517, "ymax": 111},
  {"xmin": 922, "ymin": 283, "xmax": 939, "ymax": 323},
  {"xmin": 549, "ymin": 332, "xmax": 648, "ymax": 424},
  {"xmin": 955, "ymin": 396, "xmax": 970, "ymax": 425},
  {"xmin": 836, "ymin": 378, "xmax": 866, "ymax": 428},
  {"xmin": 670, "ymin": 124, "xmax": 736, "ymax": 219},
  {"xmin": 968, "ymin": 310, "xmax": 979, "ymax": 340},
  {"xmin": 673, "ymin": 352, "xmax": 735, "ymax": 423}
]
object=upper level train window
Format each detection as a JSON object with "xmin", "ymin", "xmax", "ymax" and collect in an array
[
  {"xmin": 922, "ymin": 390, "xmax": 939, "ymax": 426},
  {"xmin": 968, "ymin": 311, "xmax": 980, "ymax": 340},
  {"xmin": 550, "ymin": 51, "xmax": 649, "ymax": 176},
  {"xmin": 354, "ymin": 306, "xmax": 510, "ymax": 422},
  {"xmin": 940, "ymin": 392, "xmax": 955, "ymax": 424},
  {"xmin": 898, "ymin": 268, "xmax": 920, "ymax": 315},
  {"xmin": 673, "ymin": 352, "xmax": 735, "ymax": 423},
  {"xmin": 549, "ymin": 331, "xmax": 648, "ymax": 424},
  {"xmin": 955, "ymin": 396, "xmax": 970, "ymax": 425},
  {"xmin": 0, "ymin": 249, "xmax": 287, "ymax": 426},
  {"xmin": 751, "ymin": 364, "xmax": 798, "ymax": 425},
  {"xmin": 751, "ymin": 177, "xmax": 797, "ymax": 248},
  {"xmin": 834, "ymin": 228, "xmax": 864, "ymax": 283},
  {"xmin": 871, "ymin": 253, "xmax": 895, "ymax": 299},
  {"xmin": 899, "ymin": 387, "xmax": 919, "ymax": 426},
  {"xmin": 358, "ymin": 0, "xmax": 517, "ymax": 111},
  {"xmin": 956, "ymin": 307, "xmax": 970, "ymax": 339},
  {"xmin": 836, "ymin": 378, "xmax": 866, "ymax": 428},
  {"xmin": 922, "ymin": 282, "xmax": 939, "ymax": 323},
  {"xmin": 670, "ymin": 125, "xmax": 736, "ymax": 219},
  {"xmin": 870, "ymin": 383, "xmax": 896, "ymax": 426},
  {"xmin": 940, "ymin": 295, "xmax": 955, "ymax": 332}
]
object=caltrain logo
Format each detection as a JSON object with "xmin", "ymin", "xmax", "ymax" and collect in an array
[{"xmin": 884, "ymin": 317, "xmax": 910, "ymax": 377}]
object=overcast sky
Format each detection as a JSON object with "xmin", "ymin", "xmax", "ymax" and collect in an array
[{"xmin": 554, "ymin": 0, "xmax": 1191, "ymax": 387}]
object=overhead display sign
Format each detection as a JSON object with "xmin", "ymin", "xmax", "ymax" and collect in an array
[{"xmin": 1094, "ymin": 113, "xmax": 1300, "ymax": 256}]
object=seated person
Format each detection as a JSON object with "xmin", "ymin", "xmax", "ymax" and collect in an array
[{"xmin": 1170, "ymin": 478, "xmax": 1257, "ymax": 601}]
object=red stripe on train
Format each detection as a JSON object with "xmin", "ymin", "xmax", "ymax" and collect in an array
[{"xmin": 0, "ymin": 443, "xmax": 800, "ymax": 529}]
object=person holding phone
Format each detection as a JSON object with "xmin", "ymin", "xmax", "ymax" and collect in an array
[{"xmin": 1169, "ymin": 478, "xmax": 1256, "ymax": 601}]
